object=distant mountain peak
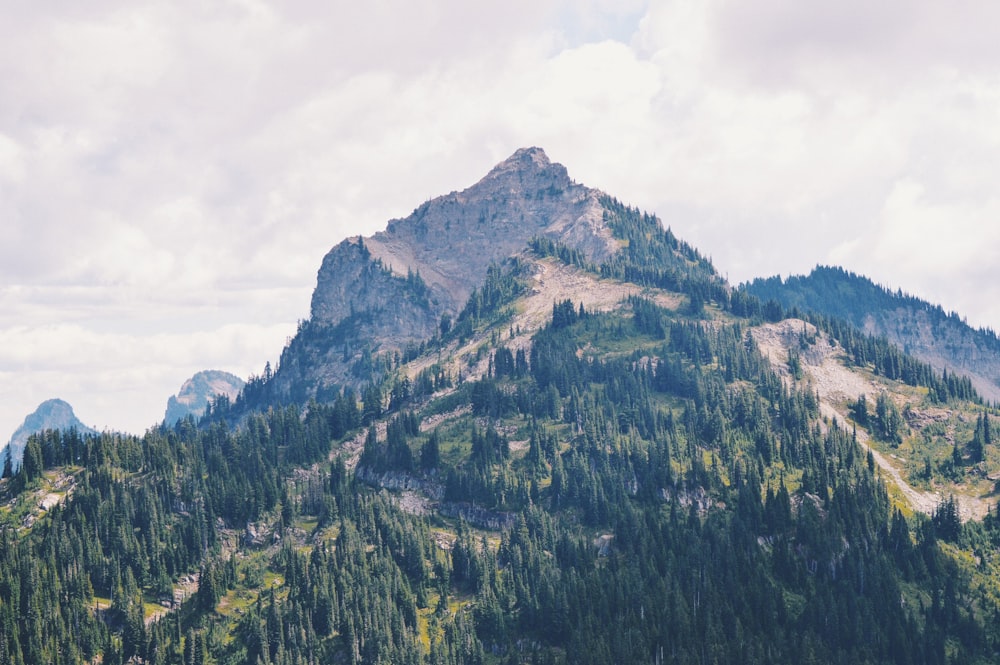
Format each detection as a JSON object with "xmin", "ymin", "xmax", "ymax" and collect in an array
[
  {"xmin": 14, "ymin": 399, "xmax": 88, "ymax": 436},
  {"xmin": 30, "ymin": 398, "xmax": 73, "ymax": 417},
  {"xmin": 4, "ymin": 398, "xmax": 95, "ymax": 468},
  {"xmin": 165, "ymin": 370, "xmax": 246, "ymax": 425}
]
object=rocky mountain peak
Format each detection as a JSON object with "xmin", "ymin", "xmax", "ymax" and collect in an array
[
  {"xmin": 480, "ymin": 146, "xmax": 561, "ymax": 183},
  {"xmin": 164, "ymin": 370, "xmax": 246, "ymax": 425},
  {"xmin": 312, "ymin": 148, "xmax": 617, "ymax": 320},
  {"xmin": 279, "ymin": 148, "xmax": 626, "ymax": 400}
]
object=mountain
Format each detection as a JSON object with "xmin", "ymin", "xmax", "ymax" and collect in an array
[
  {"xmin": 268, "ymin": 146, "xmax": 721, "ymax": 403},
  {"xmin": 164, "ymin": 369, "xmax": 246, "ymax": 424},
  {"xmin": 4, "ymin": 149, "xmax": 1000, "ymax": 664},
  {"xmin": 3, "ymin": 398, "xmax": 95, "ymax": 469},
  {"xmin": 273, "ymin": 146, "xmax": 618, "ymax": 400},
  {"xmin": 743, "ymin": 265, "xmax": 1000, "ymax": 401}
]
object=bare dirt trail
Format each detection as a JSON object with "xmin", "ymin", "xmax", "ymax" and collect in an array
[
  {"xmin": 752, "ymin": 319, "xmax": 989, "ymax": 521},
  {"xmin": 816, "ymin": 402, "xmax": 943, "ymax": 515}
]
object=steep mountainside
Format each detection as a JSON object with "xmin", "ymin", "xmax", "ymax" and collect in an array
[
  {"xmin": 164, "ymin": 370, "xmax": 245, "ymax": 425},
  {"xmin": 744, "ymin": 265, "xmax": 1000, "ymax": 401},
  {"xmin": 3, "ymin": 398, "xmax": 95, "ymax": 469}
]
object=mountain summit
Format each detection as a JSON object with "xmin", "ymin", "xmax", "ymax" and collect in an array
[
  {"xmin": 348, "ymin": 146, "xmax": 619, "ymax": 304},
  {"xmin": 164, "ymin": 370, "xmax": 246, "ymax": 425},
  {"xmin": 272, "ymin": 147, "xmax": 703, "ymax": 401},
  {"xmin": 311, "ymin": 147, "xmax": 616, "ymax": 325}
]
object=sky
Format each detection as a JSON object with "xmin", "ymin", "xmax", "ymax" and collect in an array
[{"xmin": 3, "ymin": 0, "xmax": 1000, "ymax": 437}]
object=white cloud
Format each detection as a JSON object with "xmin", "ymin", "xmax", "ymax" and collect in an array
[
  {"xmin": 708, "ymin": 0, "xmax": 1000, "ymax": 91},
  {"xmin": 0, "ymin": 133, "xmax": 25, "ymax": 184},
  {"xmin": 4, "ymin": 0, "xmax": 1000, "ymax": 438}
]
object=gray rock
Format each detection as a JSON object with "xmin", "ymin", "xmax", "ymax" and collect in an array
[{"xmin": 165, "ymin": 370, "xmax": 245, "ymax": 425}]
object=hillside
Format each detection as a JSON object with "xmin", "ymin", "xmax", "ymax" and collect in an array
[
  {"xmin": 751, "ymin": 318, "xmax": 992, "ymax": 520},
  {"xmin": 3, "ymin": 151, "xmax": 1000, "ymax": 664},
  {"xmin": 744, "ymin": 265, "xmax": 1000, "ymax": 401}
]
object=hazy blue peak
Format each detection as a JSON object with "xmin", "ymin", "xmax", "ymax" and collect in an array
[
  {"xmin": 164, "ymin": 370, "xmax": 246, "ymax": 425},
  {"xmin": 4, "ymin": 398, "xmax": 95, "ymax": 468}
]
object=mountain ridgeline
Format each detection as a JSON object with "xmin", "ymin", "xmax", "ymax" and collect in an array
[
  {"xmin": 4, "ymin": 149, "xmax": 1000, "ymax": 665},
  {"xmin": 744, "ymin": 266, "xmax": 1000, "ymax": 401}
]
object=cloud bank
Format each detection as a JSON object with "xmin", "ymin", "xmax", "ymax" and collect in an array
[{"xmin": 3, "ymin": 0, "xmax": 999, "ymax": 435}]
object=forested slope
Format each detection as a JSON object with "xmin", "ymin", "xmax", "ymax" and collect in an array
[
  {"xmin": 4, "ymin": 251, "xmax": 1000, "ymax": 664},
  {"xmin": 4, "ymin": 156, "xmax": 1000, "ymax": 664}
]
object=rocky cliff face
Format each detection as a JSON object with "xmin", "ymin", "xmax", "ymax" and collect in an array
[
  {"xmin": 860, "ymin": 308, "xmax": 1000, "ymax": 402},
  {"xmin": 3, "ymin": 399, "xmax": 95, "ymax": 469},
  {"xmin": 165, "ymin": 370, "xmax": 246, "ymax": 425},
  {"xmin": 273, "ymin": 147, "xmax": 623, "ymax": 399},
  {"xmin": 309, "ymin": 147, "xmax": 616, "ymax": 327},
  {"xmin": 356, "ymin": 147, "xmax": 616, "ymax": 308}
]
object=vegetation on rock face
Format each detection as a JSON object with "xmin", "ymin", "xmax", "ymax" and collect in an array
[{"xmin": 530, "ymin": 197, "xmax": 728, "ymax": 316}]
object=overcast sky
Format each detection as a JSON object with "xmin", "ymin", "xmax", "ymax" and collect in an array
[{"xmin": 3, "ymin": 0, "xmax": 1000, "ymax": 437}]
